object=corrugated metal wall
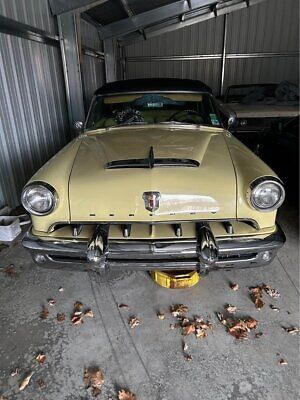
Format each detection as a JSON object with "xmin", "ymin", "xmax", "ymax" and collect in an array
[
  {"xmin": 125, "ymin": 17, "xmax": 224, "ymax": 94},
  {"xmin": 81, "ymin": 18, "xmax": 106, "ymax": 110},
  {"xmin": 0, "ymin": 1, "xmax": 106, "ymax": 208},
  {"xmin": 0, "ymin": 0, "xmax": 69, "ymax": 208},
  {"xmin": 124, "ymin": 0, "xmax": 299, "ymax": 93}
]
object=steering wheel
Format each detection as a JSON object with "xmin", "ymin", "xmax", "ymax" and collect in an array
[{"xmin": 167, "ymin": 109, "xmax": 204, "ymax": 123}]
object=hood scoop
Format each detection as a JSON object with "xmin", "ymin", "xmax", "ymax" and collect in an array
[{"xmin": 106, "ymin": 146, "xmax": 200, "ymax": 169}]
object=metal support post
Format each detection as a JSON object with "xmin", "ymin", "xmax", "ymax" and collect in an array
[{"xmin": 57, "ymin": 13, "xmax": 85, "ymax": 130}]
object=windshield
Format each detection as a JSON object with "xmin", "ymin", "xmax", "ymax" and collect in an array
[{"xmin": 86, "ymin": 92, "xmax": 221, "ymax": 129}]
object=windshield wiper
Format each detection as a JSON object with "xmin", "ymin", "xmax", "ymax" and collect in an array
[
  {"xmin": 159, "ymin": 121, "xmax": 199, "ymax": 125},
  {"xmin": 115, "ymin": 121, "xmax": 149, "ymax": 127}
]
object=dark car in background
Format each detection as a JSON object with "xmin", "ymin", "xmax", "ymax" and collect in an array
[
  {"xmin": 222, "ymin": 81, "xmax": 299, "ymax": 151},
  {"xmin": 258, "ymin": 116, "xmax": 299, "ymax": 202}
]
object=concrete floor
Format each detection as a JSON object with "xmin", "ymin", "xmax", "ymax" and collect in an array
[{"xmin": 0, "ymin": 203, "xmax": 299, "ymax": 400}]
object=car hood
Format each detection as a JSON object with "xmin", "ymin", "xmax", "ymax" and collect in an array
[
  {"xmin": 69, "ymin": 125, "xmax": 237, "ymax": 222},
  {"xmin": 228, "ymin": 103, "xmax": 299, "ymax": 118}
]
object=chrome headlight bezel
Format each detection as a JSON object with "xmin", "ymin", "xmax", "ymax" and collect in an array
[
  {"xmin": 21, "ymin": 182, "xmax": 58, "ymax": 216},
  {"xmin": 248, "ymin": 177, "xmax": 285, "ymax": 212}
]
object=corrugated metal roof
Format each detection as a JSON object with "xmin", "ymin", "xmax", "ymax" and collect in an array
[
  {"xmin": 127, "ymin": 0, "xmax": 177, "ymax": 15},
  {"xmin": 86, "ymin": 0, "xmax": 128, "ymax": 25}
]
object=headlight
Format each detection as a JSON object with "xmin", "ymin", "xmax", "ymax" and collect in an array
[
  {"xmin": 249, "ymin": 177, "xmax": 285, "ymax": 212},
  {"xmin": 21, "ymin": 182, "xmax": 58, "ymax": 215}
]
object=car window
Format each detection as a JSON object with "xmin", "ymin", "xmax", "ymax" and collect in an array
[{"xmin": 86, "ymin": 92, "xmax": 221, "ymax": 130}]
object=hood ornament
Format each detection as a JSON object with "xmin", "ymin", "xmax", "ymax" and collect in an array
[{"xmin": 143, "ymin": 191, "xmax": 161, "ymax": 212}]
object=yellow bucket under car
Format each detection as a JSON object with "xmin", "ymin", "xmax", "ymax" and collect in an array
[{"xmin": 150, "ymin": 270, "xmax": 200, "ymax": 289}]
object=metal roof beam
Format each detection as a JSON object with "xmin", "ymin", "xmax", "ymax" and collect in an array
[
  {"xmin": 118, "ymin": 0, "xmax": 146, "ymax": 37},
  {"xmin": 119, "ymin": 0, "xmax": 269, "ymax": 46},
  {"xmin": 100, "ymin": 0, "xmax": 218, "ymax": 39},
  {"xmin": 49, "ymin": 0, "xmax": 108, "ymax": 15}
]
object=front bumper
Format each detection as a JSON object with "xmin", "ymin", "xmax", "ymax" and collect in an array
[{"xmin": 22, "ymin": 224, "xmax": 286, "ymax": 273}]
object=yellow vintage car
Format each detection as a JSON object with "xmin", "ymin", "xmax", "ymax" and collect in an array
[{"xmin": 21, "ymin": 78, "xmax": 285, "ymax": 274}]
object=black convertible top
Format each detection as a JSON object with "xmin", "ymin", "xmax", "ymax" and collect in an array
[{"xmin": 94, "ymin": 78, "xmax": 212, "ymax": 95}]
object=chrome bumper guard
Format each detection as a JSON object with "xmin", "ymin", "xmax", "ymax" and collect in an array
[{"xmin": 22, "ymin": 223, "xmax": 286, "ymax": 273}]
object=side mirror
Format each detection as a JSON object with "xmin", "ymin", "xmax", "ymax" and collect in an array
[
  {"xmin": 74, "ymin": 121, "xmax": 83, "ymax": 134},
  {"xmin": 228, "ymin": 114, "xmax": 237, "ymax": 128}
]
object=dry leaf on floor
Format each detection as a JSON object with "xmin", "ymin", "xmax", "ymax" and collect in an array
[
  {"xmin": 250, "ymin": 286, "xmax": 264, "ymax": 310},
  {"xmin": 84, "ymin": 309, "xmax": 94, "ymax": 318},
  {"xmin": 228, "ymin": 320, "xmax": 249, "ymax": 340},
  {"xmin": 169, "ymin": 324, "xmax": 175, "ymax": 330},
  {"xmin": 10, "ymin": 368, "xmax": 19, "ymax": 377},
  {"xmin": 181, "ymin": 317, "xmax": 190, "ymax": 325},
  {"xmin": 72, "ymin": 315, "xmax": 83, "ymax": 325},
  {"xmin": 230, "ymin": 282, "xmax": 239, "ymax": 291},
  {"xmin": 157, "ymin": 313, "xmax": 165, "ymax": 320},
  {"xmin": 195, "ymin": 329, "xmax": 208, "ymax": 339},
  {"xmin": 255, "ymin": 332, "xmax": 263, "ymax": 339},
  {"xmin": 3, "ymin": 264, "xmax": 17, "ymax": 277},
  {"xmin": 226, "ymin": 305, "xmax": 237, "ymax": 314},
  {"xmin": 245, "ymin": 317, "xmax": 258, "ymax": 330},
  {"xmin": 270, "ymin": 304, "xmax": 280, "ymax": 312},
  {"xmin": 221, "ymin": 316, "xmax": 258, "ymax": 340},
  {"xmin": 73, "ymin": 311, "xmax": 82, "ymax": 316},
  {"xmin": 48, "ymin": 298, "xmax": 56, "ymax": 306},
  {"xmin": 278, "ymin": 358, "xmax": 288, "ymax": 365},
  {"xmin": 282, "ymin": 326, "xmax": 299, "ymax": 335},
  {"xmin": 171, "ymin": 304, "xmax": 189, "ymax": 317},
  {"xmin": 216, "ymin": 312, "xmax": 227, "ymax": 325},
  {"xmin": 118, "ymin": 303, "xmax": 130, "ymax": 310},
  {"xmin": 182, "ymin": 323, "xmax": 195, "ymax": 336},
  {"xmin": 19, "ymin": 372, "xmax": 34, "ymax": 391},
  {"xmin": 74, "ymin": 301, "xmax": 83, "ymax": 312},
  {"xmin": 57, "ymin": 313, "xmax": 65, "ymax": 322},
  {"xmin": 40, "ymin": 307, "xmax": 49, "ymax": 320},
  {"xmin": 83, "ymin": 367, "xmax": 104, "ymax": 389},
  {"xmin": 37, "ymin": 378, "xmax": 46, "ymax": 389},
  {"xmin": 36, "ymin": 353, "xmax": 46, "ymax": 364},
  {"xmin": 255, "ymin": 297, "xmax": 264, "ymax": 310},
  {"xmin": 118, "ymin": 389, "xmax": 137, "ymax": 400},
  {"xmin": 91, "ymin": 387, "xmax": 101, "ymax": 397},
  {"xmin": 263, "ymin": 284, "xmax": 280, "ymax": 299},
  {"xmin": 194, "ymin": 319, "xmax": 213, "ymax": 330},
  {"xmin": 129, "ymin": 316, "xmax": 140, "ymax": 329},
  {"xmin": 184, "ymin": 353, "xmax": 193, "ymax": 361}
]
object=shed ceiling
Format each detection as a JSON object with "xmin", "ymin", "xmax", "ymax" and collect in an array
[{"xmin": 49, "ymin": 0, "xmax": 270, "ymax": 44}]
